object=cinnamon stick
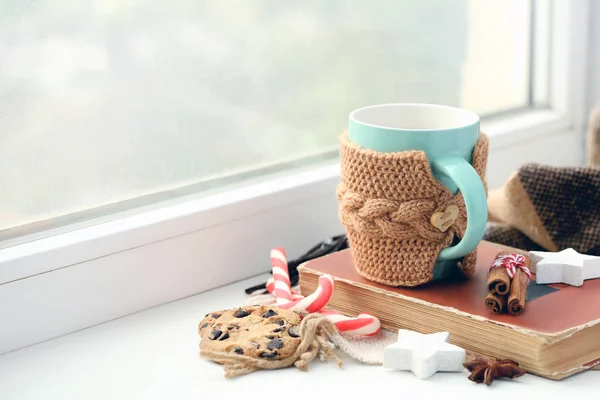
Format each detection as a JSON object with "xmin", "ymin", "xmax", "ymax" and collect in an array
[
  {"xmin": 508, "ymin": 265, "xmax": 530, "ymax": 315},
  {"xmin": 485, "ymin": 292, "xmax": 506, "ymax": 314},
  {"xmin": 487, "ymin": 251, "xmax": 512, "ymax": 295}
]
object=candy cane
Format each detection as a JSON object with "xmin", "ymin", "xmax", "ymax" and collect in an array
[
  {"xmin": 270, "ymin": 248, "xmax": 293, "ymax": 305},
  {"xmin": 270, "ymin": 276, "xmax": 379, "ymax": 335},
  {"xmin": 270, "ymin": 252, "xmax": 335, "ymax": 312},
  {"xmin": 267, "ymin": 278, "xmax": 304, "ymax": 300},
  {"xmin": 318, "ymin": 309, "xmax": 381, "ymax": 336},
  {"xmin": 278, "ymin": 275, "xmax": 334, "ymax": 313},
  {"xmin": 268, "ymin": 248, "xmax": 380, "ymax": 336}
]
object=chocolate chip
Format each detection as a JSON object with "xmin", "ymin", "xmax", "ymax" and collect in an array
[
  {"xmin": 199, "ymin": 322, "xmax": 208, "ymax": 331},
  {"xmin": 267, "ymin": 335, "xmax": 275, "ymax": 339},
  {"xmin": 234, "ymin": 308, "xmax": 251, "ymax": 318},
  {"xmin": 275, "ymin": 320, "xmax": 285, "ymax": 326},
  {"xmin": 234, "ymin": 347, "xmax": 244, "ymax": 355},
  {"xmin": 259, "ymin": 351, "xmax": 278, "ymax": 359},
  {"xmin": 267, "ymin": 338, "xmax": 284, "ymax": 350},
  {"xmin": 211, "ymin": 313, "xmax": 221, "ymax": 319},
  {"xmin": 208, "ymin": 329, "xmax": 222, "ymax": 340},
  {"xmin": 272, "ymin": 327, "xmax": 284, "ymax": 333},
  {"xmin": 262, "ymin": 309, "xmax": 278, "ymax": 318},
  {"xmin": 288, "ymin": 326, "xmax": 300, "ymax": 338},
  {"xmin": 227, "ymin": 324, "xmax": 239, "ymax": 330},
  {"xmin": 204, "ymin": 313, "xmax": 209, "ymax": 317},
  {"xmin": 219, "ymin": 332, "xmax": 230, "ymax": 341}
]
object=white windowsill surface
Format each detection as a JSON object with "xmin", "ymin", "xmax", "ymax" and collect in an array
[{"xmin": 0, "ymin": 273, "xmax": 596, "ymax": 400}]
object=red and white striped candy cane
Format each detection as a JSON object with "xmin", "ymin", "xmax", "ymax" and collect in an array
[
  {"xmin": 267, "ymin": 248, "xmax": 380, "ymax": 336},
  {"xmin": 270, "ymin": 248, "xmax": 335, "ymax": 312},
  {"xmin": 270, "ymin": 248, "xmax": 294, "ymax": 306},
  {"xmin": 277, "ymin": 275, "xmax": 335, "ymax": 313},
  {"xmin": 266, "ymin": 278, "xmax": 304, "ymax": 301},
  {"xmin": 318, "ymin": 309, "xmax": 381, "ymax": 336}
]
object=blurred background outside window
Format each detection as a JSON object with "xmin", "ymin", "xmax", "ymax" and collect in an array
[{"xmin": 0, "ymin": 0, "xmax": 535, "ymax": 239}]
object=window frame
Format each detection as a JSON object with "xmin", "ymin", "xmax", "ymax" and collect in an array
[{"xmin": 0, "ymin": 0, "xmax": 592, "ymax": 354}]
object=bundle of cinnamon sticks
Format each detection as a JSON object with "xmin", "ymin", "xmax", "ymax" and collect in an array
[{"xmin": 485, "ymin": 251, "xmax": 530, "ymax": 315}]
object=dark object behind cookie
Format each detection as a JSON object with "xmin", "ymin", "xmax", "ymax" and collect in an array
[{"xmin": 244, "ymin": 234, "xmax": 348, "ymax": 294}]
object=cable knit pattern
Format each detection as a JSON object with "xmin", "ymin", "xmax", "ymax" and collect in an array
[{"xmin": 337, "ymin": 132, "xmax": 489, "ymax": 287}]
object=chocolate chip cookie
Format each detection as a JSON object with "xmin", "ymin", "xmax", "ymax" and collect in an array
[{"xmin": 198, "ymin": 305, "xmax": 302, "ymax": 361}]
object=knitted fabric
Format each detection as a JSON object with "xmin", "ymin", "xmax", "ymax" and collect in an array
[
  {"xmin": 483, "ymin": 221, "xmax": 546, "ymax": 252},
  {"xmin": 484, "ymin": 164, "xmax": 600, "ymax": 256},
  {"xmin": 337, "ymin": 132, "xmax": 489, "ymax": 287}
]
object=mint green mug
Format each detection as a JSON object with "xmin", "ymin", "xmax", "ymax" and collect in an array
[{"xmin": 348, "ymin": 103, "xmax": 487, "ymax": 279}]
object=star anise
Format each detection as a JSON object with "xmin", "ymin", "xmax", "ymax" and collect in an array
[{"xmin": 463, "ymin": 357, "xmax": 526, "ymax": 385}]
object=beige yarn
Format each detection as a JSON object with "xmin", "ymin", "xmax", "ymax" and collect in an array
[
  {"xmin": 337, "ymin": 132, "xmax": 489, "ymax": 287},
  {"xmin": 200, "ymin": 312, "xmax": 343, "ymax": 378},
  {"xmin": 587, "ymin": 104, "xmax": 600, "ymax": 165}
]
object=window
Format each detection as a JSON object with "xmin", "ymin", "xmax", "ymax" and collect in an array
[
  {"xmin": 1, "ymin": 0, "xmax": 534, "ymax": 240},
  {"xmin": 0, "ymin": 0, "xmax": 591, "ymax": 355}
]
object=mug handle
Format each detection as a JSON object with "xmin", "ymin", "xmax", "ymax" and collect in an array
[{"xmin": 431, "ymin": 155, "xmax": 487, "ymax": 261}]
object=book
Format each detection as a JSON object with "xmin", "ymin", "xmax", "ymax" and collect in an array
[{"xmin": 297, "ymin": 240, "xmax": 600, "ymax": 380}]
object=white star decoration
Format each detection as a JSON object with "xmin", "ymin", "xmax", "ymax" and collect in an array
[
  {"xmin": 529, "ymin": 248, "xmax": 600, "ymax": 287},
  {"xmin": 383, "ymin": 330, "xmax": 465, "ymax": 379}
]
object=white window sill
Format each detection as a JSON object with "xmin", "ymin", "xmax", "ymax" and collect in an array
[{"xmin": 0, "ymin": 273, "xmax": 596, "ymax": 400}]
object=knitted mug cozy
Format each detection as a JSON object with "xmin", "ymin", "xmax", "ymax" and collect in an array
[{"xmin": 337, "ymin": 132, "xmax": 489, "ymax": 287}]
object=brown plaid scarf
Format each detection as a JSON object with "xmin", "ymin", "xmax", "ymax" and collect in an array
[{"xmin": 483, "ymin": 164, "xmax": 600, "ymax": 255}]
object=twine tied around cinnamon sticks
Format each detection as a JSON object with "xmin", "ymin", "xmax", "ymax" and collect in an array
[{"xmin": 485, "ymin": 251, "xmax": 531, "ymax": 315}]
